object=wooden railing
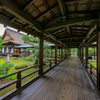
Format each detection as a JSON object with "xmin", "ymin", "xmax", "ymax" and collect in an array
[
  {"xmin": 0, "ymin": 56, "xmax": 66, "ymax": 100},
  {"xmin": 0, "ymin": 64, "xmax": 40, "ymax": 100},
  {"xmin": 81, "ymin": 58, "xmax": 97, "ymax": 85},
  {"xmin": 87, "ymin": 62, "xmax": 97, "ymax": 85}
]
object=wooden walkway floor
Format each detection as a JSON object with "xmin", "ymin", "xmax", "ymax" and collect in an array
[{"xmin": 11, "ymin": 56, "xmax": 100, "ymax": 100}]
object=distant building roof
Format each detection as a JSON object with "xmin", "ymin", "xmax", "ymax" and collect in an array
[{"xmin": 2, "ymin": 28, "xmax": 24, "ymax": 45}]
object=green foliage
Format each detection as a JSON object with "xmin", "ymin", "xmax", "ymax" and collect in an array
[
  {"xmin": 21, "ymin": 35, "xmax": 51, "ymax": 64},
  {"xmin": 25, "ymin": 54, "xmax": 35, "ymax": 61},
  {"xmin": 9, "ymin": 55, "xmax": 12, "ymax": 57},
  {"xmin": 71, "ymin": 48, "xmax": 77, "ymax": 52},
  {"xmin": 0, "ymin": 63, "xmax": 14, "ymax": 75},
  {"xmin": 88, "ymin": 48, "xmax": 94, "ymax": 53},
  {"xmin": 0, "ymin": 36, "xmax": 4, "ymax": 48},
  {"xmin": 15, "ymin": 64, "xmax": 27, "ymax": 69},
  {"xmin": 13, "ymin": 57, "xmax": 19, "ymax": 60}
]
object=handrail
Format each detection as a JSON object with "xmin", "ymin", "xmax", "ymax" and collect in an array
[{"xmin": 0, "ymin": 64, "xmax": 40, "ymax": 80}]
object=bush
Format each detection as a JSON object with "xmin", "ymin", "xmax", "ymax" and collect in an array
[
  {"xmin": 9, "ymin": 55, "xmax": 12, "ymax": 57},
  {"xmin": 15, "ymin": 65, "xmax": 27, "ymax": 69},
  {"xmin": 0, "ymin": 63, "xmax": 14, "ymax": 75},
  {"xmin": 13, "ymin": 57, "xmax": 19, "ymax": 60},
  {"xmin": 25, "ymin": 54, "xmax": 35, "ymax": 61}
]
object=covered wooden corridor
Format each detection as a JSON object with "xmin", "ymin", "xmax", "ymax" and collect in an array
[{"xmin": 11, "ymin": 56, "xmax": 100, "ymax": 100}]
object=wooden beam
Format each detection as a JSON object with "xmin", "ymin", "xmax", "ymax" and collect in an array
[
  {"xmin": 97, "ymin": 23, "xmax": 100, "ymax": 91},
  {"xmin": 65, "ymin": 42, "xmax": 81, "ymax": 44},
  {"xmin": 71, "ymin": 25, "xmax": 90, "ymax": 28},
  {"xmin": 58, "ymin": 36, "xmax": 85, "ymax": 40},
  {"xmin": 71, "ymin": 29, "xmax": 88, "ymax": 32},
  {"xmin": 57, "ymin": 0, "xmax": 66, "ymax": 16},
  {"xmin": 85, "ymin": 42, "xmax": 88, "ymax": 68},
  {"xmin": 67, "ymin": 10, "xmax": 99, "ymax": 15},
  {"xmin": 55, "ymin": 43, "xmax": 57, "ymax": 65},
  {"xmin": 56, "ymin": 30, "xmax": 68, "ymax": 36},
  {"xmin": 52, "ymin": 27, "xmax": 65, "ymax": 34},
  {"xmin": 39, "ymin": 33, "xmax": 44, "ymax": 75},
  {"xmin": 23, "ymin": 0, "xmax": 35, "ymax": 11},
  {"xmin": 35, "ymin": 3, "xmax": 58, "ymax": 21},
  {"xmin": 43, "ymin": 15, "xmax": 97, "ymax": 31},
  {"xmin": 64, "ymin": 0, "xmax": 90, "ymax": 4},
  {"xmin": 0, "ymin": 14, "xmax": 40, "ymax": 37},
  {"xmin": 57, "ymin": 0, "xmax": 71, "ymax": 36},
  {"xmin": 0, "ymin": 0, "xmax": 42, "ymax": 32}
]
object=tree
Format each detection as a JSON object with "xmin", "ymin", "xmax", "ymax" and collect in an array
[
  {"xmin": 21, "ymin": 35, "xmax": 51, "ymax": 65},
  {"xmin": 0, "ymin": 36, "xmax": 4, "ymax": 51}
]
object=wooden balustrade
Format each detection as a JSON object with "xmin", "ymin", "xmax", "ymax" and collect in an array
[
  {"xmin": 87, "ymin": 62, "xmax": 97, "ymax": 85},
  {"xmin": 0, "ymin": 64, "xmax": 40, "ymax": 99}
]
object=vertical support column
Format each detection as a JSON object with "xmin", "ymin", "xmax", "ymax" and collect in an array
[
  {"xmin": 39, "ymin": 33, "xmax": 44, "ymax": 75},
  {"xmin": 51, "ymin": 46, "xmax": 52, "ymax": 60},
  {"xmin": 97, "ymin": 24, "xmax": 100, "ymax": 91},
  {"xmin": 82, "ymin": 46, "xmax": 84, "ymax": 62},
  {"xmin": 55, "ymin": 43, "xmax": 57, "ymax": 65},
  {"xmin": 85, "ymin": 42, "xmax": 88, "ymax": 68},
  {"xmin": 65, "ymin": 48, "xmax": 67, "ymax": 58},
  {"xmin": 94, "ymin": 46, "xmax": 95, "ymax": 60},
  {"xmin": 61, "ymin": 46, "xmax": 63, "ymax": 61},
  {"xmin": 59, "ymin": 47, "xmax": 60, "ymax": 61}
]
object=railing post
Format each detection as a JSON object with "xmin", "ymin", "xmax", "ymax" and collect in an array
[
  {"xmin": 16, "ymin": 72, "xmax": 21, "ymax": 89},
  {"xmin": 90, "ymin": 64, "xmax": 92, "ymax": 75},
  {"xmin": 50, "ymin": 60, "xmax": 51, "ymax": 68}
]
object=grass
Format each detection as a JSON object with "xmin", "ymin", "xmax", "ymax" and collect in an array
[
  {"xmin": 89, "ymin": 62, "xmax": 97, "ymax": 68},
  {"xmin": 0, "ymin": 57, "xmax": 38, "ymax": 96}
]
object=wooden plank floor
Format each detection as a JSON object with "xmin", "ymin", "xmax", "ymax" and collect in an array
[{"xmin": 11, "ymin": 56, "xmax": 100, "ymax": 100}]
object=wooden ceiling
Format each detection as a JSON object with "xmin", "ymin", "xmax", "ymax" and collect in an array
[{"xmin": 0, "ymin": 0, "xmax": 100, "ymax": 48}]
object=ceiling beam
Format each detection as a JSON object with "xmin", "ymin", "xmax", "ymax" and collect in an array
[
  {"xmin": 43, "ymin": 15, "xmax": 97, "ymax": 31},
  {"xmin": 57, "ymin": 0, "xmax": 71, "ymax": 36},
  {"xmin": 23, "ymin": 0, "xmax": 35, "ymax": 11},
  {"xmin": 0, "ymin": 0, "xmax": 42, "ymax": 32},
  {"xmin": 58, "ymin": 36, "xmax": 85, "ymax": 40},
  {"xmin": 71, "ymin": 25, "xmax": 90, "ymax": 28},
  {"xmin": 64, "ymin": 0, "xmax": 90, "ymax": 3},
  {"xmin": 35, "ymin": 3, "xmax": 57, "ymax": 21},
  {"xmin": 67, "ymin": 10, "xmax": 99, "ymax": 15}
]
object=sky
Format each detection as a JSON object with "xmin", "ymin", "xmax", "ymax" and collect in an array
[{"xmin": 0, "ymin": 23, "xmax": 27, "ymax": 36}]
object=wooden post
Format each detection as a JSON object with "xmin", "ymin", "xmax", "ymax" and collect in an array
[
  {"xmin": 85, "ymin": 42, "xmax": 88, "ymax": 68},
  {"xmin": 55, "ymin": 43, "xmax": 57, "ymax": 65},
  {"xmin": 16, "ymin": 72, "xmax": 21, "ymax": 89},
  {"xmin": 51, "ymin": 46, "xmax": 52, "ymax": 60},
  {"xmin": 82, "ymin": 46, "xmax": 84, "ymax": 62},
  {"xmin": 94, "ymin": 46, "xmax": 95, "ymax": 60},
  {"xmin": 39, "ymin": 33, "xmax": 44, "ymax": 75},
  {"xmin": 97, "ymin": 23, "xmax": 100, "ymax": 91},
  {"xmin": 65, "ymin": 48, "xmax": 67, "ymax": 58},
  {"xmin": 61, "ymin": 47, "xmax": 63, "ymax": 60},
  {"xmin": 59, "ymin": 47, "xmax": 60, "ymax": 61}
]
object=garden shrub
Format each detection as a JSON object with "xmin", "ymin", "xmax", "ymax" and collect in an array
[
  {"xmin": 13, "ymin": 57, "xmax": 19, "ymax": 60},
  {"xmin": 25, "ymin": 54, "xmax": 35, "ymax": 61},
  {"xmin": 0, "ymin": 63, "xmax": 14, "ymax": 75},
  {"xmin": 15, "ymin": 64, "xmax": 27, "ymax": 69}
]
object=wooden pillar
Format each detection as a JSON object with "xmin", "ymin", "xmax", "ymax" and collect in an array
[
  {"xmin": 39, "ymin": 33, "xmax": 44, "ymax": 75},
  {"xmin": 97, "ymin": 24, "xmax": 100, "ymax": 91},
  {"xmin": 55, "ymin": 43, "xmax": 57, "ymax": 65},
  {"xmin": 59, "ymin": 47, "xmax": 60, "ymax": 61},
  {"xmin": 82, "ymin": 46, "xmax": 84, "ymax": 62},
  {"xmin": 51, "ymin": 46, "xmax": 52, "ymax": 60},
  {"xmin": 65, "ymin": 48, "xmax": 67, "ymax": 58},
  {"xmin": 61, "ymin": 47, "xmax": 63, "ymax": 60},
  {"xmin": 94, "ymin": 46, "xmax": 95, "ymax": 60},
  {"xmin": 85, "ymin": 42, "xmax": 88, "ymax": 68}
]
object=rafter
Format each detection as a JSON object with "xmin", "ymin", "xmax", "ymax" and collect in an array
[
  {"xmin": 0, "ymin": 0, "xmax": 42, "ymax": 32},
  {"xmin": 71, "ymin": 25, "xmax": 91, "ymax": 28},
  {"xmin": 43, "ymin": 15, "xmax": 97, "ymax": 31},
  {"xmin": 35, "ymin": 3, "xmax": 57, "ymax": 21},
  {"xmin": 23, "ymin": 0, "xmax": 35, "ymax": 11},
  {"xmin": 57, "ymin": 0, "xmax": 71, "ymax": 36},
  {"xmin": 58, "ymin": 36, "xmax": 85, "ymax": 40}
]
